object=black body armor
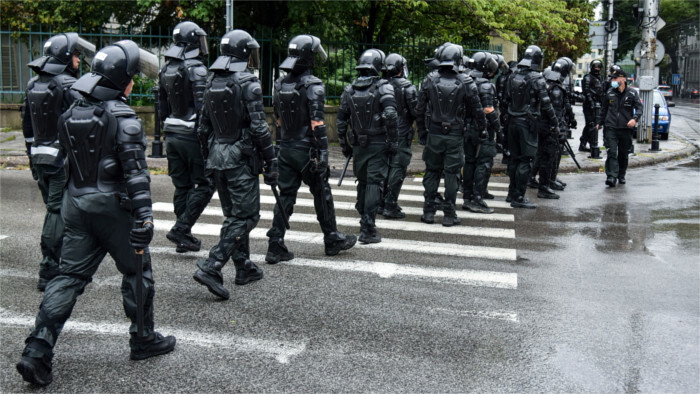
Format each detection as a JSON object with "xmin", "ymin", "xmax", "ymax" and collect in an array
[
  {"xmin": 388, "ymin": 77, "xmax": 418, "ymax": 137},
  {"xmin": 159, "ymin": 58, "xmax": 207, "ymax": 130},
  {"xmin": 26, "ymin": 73, "xmax": 78, "ymax": 145},
  {"xmin": 273, "ymin": 73, "xmax": 325, "ymax": 142},
  {"xmin": 203, "ymin": 72, "xmax": 257, "ymax": 144}
]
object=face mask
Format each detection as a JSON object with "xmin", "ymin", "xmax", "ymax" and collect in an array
[{"xmin": 611, "ymin": 81, "xmax": 620, "ymax": 89}]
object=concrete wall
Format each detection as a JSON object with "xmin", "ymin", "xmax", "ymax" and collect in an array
[{"xmin": 0, "ymin": 104, "xmax": 341, "ymax": 142}]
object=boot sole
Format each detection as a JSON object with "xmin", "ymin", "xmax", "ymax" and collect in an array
[
  {"xmin": 420, "ymin": 217, "xmax": 435, "ymax": 224},
  {"xmin": 537, "ymin": 193, "xmax": 560, "ymax": 199},
  {"xmin": 325, "ymin": 238, "xmax": 358, "ymax": 256},
  {"xmin": 16, "ymin": 360, "xmax": 52, "ymax": 387},
  {"xmin": 193, "ymin": 272, "xmax": 230, "ymax": 300},
  {"xmin": 442, "ymin": 221, "xmax": 461, "ymax": 227},
  {"xmin": 130, "ymin": 340, "xmax": 176, "ymax": 361},
  {"xmin": 265, "ymin": 252, "xmax": 294, "ymax": 264},
  {"xmin": 235, "ymin": 271, "xmax": 263, "ymax": 285},
  {"xmin": 358, "ymin": 237, "xmax": 381, "ymax": 244},
  {"xmin": 511, "ymin": 202, "xmax": 537, "ymax": 209}
]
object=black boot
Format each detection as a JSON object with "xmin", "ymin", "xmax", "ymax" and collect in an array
[
  {"xmin": 578, "ymin": 143, "xmax": 590, "ymax": 152},
  {"xmin": 467, "ymin": 197, "xmax": 495, "ymax": 214},
  {"xmin": 442, "ymin": 211, "xmax": 462, "ymax": 227},
  {"xmin": 359, "ymin": 223, "xmax": 381, "ymax": 244},
  {"xmin": 537, "ymin": 186, "xmax": 560, "ymax": 199},
  {"xmin": 555, "ymin": 178, "xmax": 567, "ymax": 187},
  {"xmin": 589, "ymin": 146, "xmax": 602, "ymax": 159},
  {"xmin": 16, "ymin": 354, "xmax": 53, "ymax": 387},
  {"xmin": 618, "ymin": 177, "xmax": 626, "ymax": 184},
  {"xmin": 505, "ymin": 194, "xmax": 513, "ymax": 203},
  {"xmin": 129, "ymin": 332, "xmax": 176, "ymax": 361},
  {"xmin": 167, "ymin": 225, "xmax": 201, "ymax": 253},
  {"xmin": 234, "ymin": 260, "xmax": 263, "ymax": 285},
  {"xmin": 325, "ymin": 233, "xmax": 357, "ymax": 256},
  {"xmin": 511, "ymin": 196, "xmax": 537, "ymax": 209},
  {"xmin": 550, "ymin": 181, "xmax": 565, "ymax": 191},
  {"xmin": 382, "ymin": 203, "xmax": 406, "ymax": 219},
  {"xmin": 483, "ymin": 191, "xmax": 495, "ymax": 199},
  {"xmin": 265, "ymin": 238, "xmax": 294, "ymax": 264},
  {"xmin": 606, "ymin": 176, "xmax": 617, "ymax": 187},
  {"xmin": 193, "ymin": 261, "xmax": 230, "ymax": 300},
  {"xmin": 420, "ymin": 211, "xmax": 435, "ymax": 224},
  {"xmin": 527, "ymin": 177, "xmax": 539, "ymax": 189}
]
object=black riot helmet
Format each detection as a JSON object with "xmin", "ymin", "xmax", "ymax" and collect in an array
[
  {"xmin": 424, "ymin": 42, "xmax": 451, "ymax": 71},
  {"xmin": 518, "ymin": 45, "xmax": 544, "ymax": 71},
  {"xmin": 590, "ymin": 59, "xmax": 603, "ymax": 75},
  {"xmin": 438, "ymin": 43, "xmax": 463, "ymax": 72},
  {"xmin": 27, "ymin": 32, "xmax": 96, "ymax": 76},
  {"xmin": 355, "ymin": 48, "xmax": 386, "ymax": 76},
  {"xmin": 494, "ymin": 54, "xmax": 508, "ymax": 74},
  {"xmin": 164, "ymin": 21, "xmax": 208, "ymax": 60},
  {"xmin": 507, "ymin": 60, "xmax": 518, "ymax": 73},
  {"xmin": 473, "ymin": 52, "xmax": 499, "ymax": 77},
  {"xmin": 609, "ymin": 64, "xmax": 622, "ymax": 79},
  {"xmin": 550, "ymin": 57, "xmax": 571, "ymax": 83},
  {"xmin": 280, "ymin": 35, "xmax": 328, "ymax": 74},
  {"xmin": 72, "ymin": 40, "xmax": 159, "ymax": 99},
  {"xmin": 461, "ymin": 55, "xmax": 474, "ymax": 73},
  {"xmin": 210, "ymin": 29, "xmax": 260, "ymax": 72},
  {"xmin": 384, "ymin": 53, "xmax": 408, "ymax": 78}
]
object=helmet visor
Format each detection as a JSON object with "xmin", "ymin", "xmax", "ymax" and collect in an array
[
  {"xmin": 138, "ymin": 48, "xmax": 160, "ymax": 79},
  {"xmin": 248, "ymin": 47, "xmax": 260, "ymax": 70},
  {"xmin": 74, "ymin": 36, "xmax": 96, "ymax": 62},
  {"xmin": 402, "ymin": 64, "xmax": 409, "ymax": 78},
  {"xmin": 197, "ymin": 33, "xmax": 209, "ymax": 57},
  {"xmin": 315, "ymin": 43, "xmax": 328, "ymax": 63}
]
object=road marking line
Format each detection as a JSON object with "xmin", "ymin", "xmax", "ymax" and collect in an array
[
  {"xmin": 430, "ymin": 307, "xmax": 519, "ymax": 323},
  {"xmin": 212, "ymin": 190, "xmax": 514, "ymax": 209},
  {"xmin": 153, "ymin": 203, "xmax": 514, "ymax": 239},
  {"xmin": 412, "ymin": 178, "xmax": 510, "ymax": 189},
  {"xmin": 0, "ymin": 235, "xmax": 7, "ymax": 240},
  {"xmin": 0, "ymin": 308, "xmax": 305, "ymax": 364},
  {"xmin": 154, "ymin": 219, "xmax": 517, "ymax": 261}
]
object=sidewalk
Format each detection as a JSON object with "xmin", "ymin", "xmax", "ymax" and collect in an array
[{"xmin": 1, "ymin": 113, "xmax": 696, "ymax": 177}]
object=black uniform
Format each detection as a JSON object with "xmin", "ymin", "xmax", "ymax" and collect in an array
[
  {"xmin": 193, "ymin": 30, "xmax": 273, "ymax": 300},
  {"xmin": 21, "ymin": 33, "xmax": 89, "ymax": 291},
  {"xmin": 504, "ymin": 46, "xmax": 558, "ymax": 207},
  {"xmin": 597, "ymin": 83, "xmax": 642, "ymax": 184},
  {"xmin": 416, "ymin": 44, "xmax": 486, "ymax": 226},
  {"xmin": 337, "ymin": 49, "xmax": 398, "ymax": 243},
  {"xmin": 16, "ymin": 41, "xmax": 175, "ymax": 388},
  {"xmin": 159, "ymin": 22, "xmax": 215, "ymax": 253},
  {"xmin": 545, "ymin": 70, "xmax": 574, "ymax": 189},
  {"xmin": 581, "ymin": 64, "xmax": 604, "ymax": 151}
]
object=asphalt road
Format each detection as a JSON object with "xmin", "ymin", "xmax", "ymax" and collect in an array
[{"xmin": 1, "ymin": 143, "xmax": 699, "ymax": 392}]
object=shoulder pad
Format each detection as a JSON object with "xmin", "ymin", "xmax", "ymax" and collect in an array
[
  {"xmin": 187, "ymin": 63, "xmax": 208, "ymax": 79},
  {"xmin": 105, "ymin": 100, "xmax": 137, "ymax": 118},
  {"xmin": 184, "ymin": 59, "xmax": 204, "ymax": 68},
  {"xmin": 307, "ymin": 83, "xmax": 325, "ymax": 100},
  {"xmin": 533, "ymin": 76, "xmax": 548, "ymax": 91},
  {"xmin": 378, "ymin": 82, "xmax": 395, "ymax": 96},
  {"xmin": 54, "ymin": 73, "xmax": 77, "ymax": 89},
  {"xmin": 117, "ymin": 116, "xmax": 144, "ymax": 142},
  {"xmin": 235, "ymin": 72, "xmax": 258, "ymax": 85},
  {"xmin": 478, "ymin": 81, "xmax": 494, "ymax": 93},
  {"xmin": 457, "ymin": 73, "xmax": 474, "ymax": 84},
  {"xmin": 243, "ymin": 80, "xmax": 263, "ymax": 101},
  {"xmin": 395, "ymin": 78, "xmax": 412, "ymax": 88},
  {"xmin": 343, "ymin": 85, "xmax": 354, "ymax": 94},
  {"xmin": 302, "ymin": 74, "xmax": 324, "ymax": 87},
  {"xmin": 26, "ymin": 76, "xmax": 39, "ymax": 90}
]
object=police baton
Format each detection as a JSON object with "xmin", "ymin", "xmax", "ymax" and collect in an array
[
  {"xmin": 563, "ymin": 140, "xmax": 582, "ymax": 169},
  {"xmin": 271, "ymin": 185, "xmax": 290, "ymax": 230},
  {"xmin": 134, "ymin": 220, "xmax": 145, "ymax": 338},
  {"xmin": 337, "ymin": 154, "xmax": 352, "ymax": 187}
]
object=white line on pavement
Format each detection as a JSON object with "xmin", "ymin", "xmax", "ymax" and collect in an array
[
  {"xmin": 152, "ymin": 203, "xmax": 514, "ymax": 239},
  {"xmin": 154, "ymin": 220, "xmax": 517, "ymax": 261},
  {"xmin": 0, "ymin": 308, "xmax": 306, "ymax": 364},
  {"xmin": 412, "ymin": 178, "xmax": 510, "ymax": 189},
  {"xmin": 0, "ymin": 235, "xmax": 8, "ymax": 240},
  {"xmin": 429, "ymin": 307, "xmax": 519, "ymax": 323}
]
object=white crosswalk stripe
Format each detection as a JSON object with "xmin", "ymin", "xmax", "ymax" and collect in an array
[
  {"xmin": 411, "ymin": 177, "xmax": 510, "ymax": 189},
  {"xmin": 153, "ymin": 202, "xmax": 515, "ymax": 239}
]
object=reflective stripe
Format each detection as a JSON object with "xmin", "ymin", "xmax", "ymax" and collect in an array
[
  {"xmin": 24, "ymin": 137, "xmax": 35, "ymax": 143},
  {"xmin": 31, "ymin": 146, "xmax": 60, "ymax": 157},
  {"xmin": 164, "ymin": 116, "xmax": 196, "ymax": 128}
]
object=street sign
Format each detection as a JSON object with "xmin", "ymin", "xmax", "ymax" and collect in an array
[
  {"xmin": 672, "ymin": 74, "xmax": 680, "ymax": 86},
  {"xmin": 634, "ymin": 40, "xmax": 665, "ymax": 65},
  {"xmin": 589, "ymin": 21, "xmax": 619, "ymax": 49}
]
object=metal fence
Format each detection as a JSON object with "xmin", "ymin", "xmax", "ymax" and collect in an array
[{"xmin": 1, "ymin": 24, "xmax": 501, "ymax": 106}]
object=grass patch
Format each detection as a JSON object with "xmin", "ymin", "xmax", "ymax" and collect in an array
[
  {"xmin": 1, "ymin": 127, "xmax": 13, "ymax": 133},
  {"xmin": 0, "ymin": 135, "xmax": 16, "ymax": 143},
  {"xmin": 149, "ymin": 168, "xmax": 168, "ymax": 175}
]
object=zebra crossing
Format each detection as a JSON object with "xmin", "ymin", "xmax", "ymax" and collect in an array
[{"xmin": 152, "ymin": 175, "xmax": 520, "ymax": 320}]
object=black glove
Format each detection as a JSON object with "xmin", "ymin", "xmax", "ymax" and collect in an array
[
  {"xmin": 386, "ymin": 140, "xmax": 398, "ymax": 155},
  {"xmin": 479, "ymin": 129, "xmax": 489, "ymax": 142},
  {"xmin": 263, "ymin": 159, "xmax": 279, "ymax": 186},
  {"xmin": 313, "ymin": 149, "xmax": 329, "ymax": 173},
  {"xmin": 418, "ymin": 131, "xmax": 427, "ymax": 146},
  {"xmin": 558, "ymin": 131, "xmax": 568, "ymax": 143},
  {"xmin": 28, "ymin": 157, "xmax": 39, "ymax": 181},
  {"xmin": 568, "ymin": 119, "xmax": 577, "ymax": 129},
  {"xmin": 130, "ymin": 220, "xmax": 154, "ymax": 250},
  {"xmin": 340, "ymin": 142, "xmax": 352, "ymax": 158}
]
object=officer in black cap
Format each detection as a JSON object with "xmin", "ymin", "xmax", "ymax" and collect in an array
[
  {"xmin": 16, "ymin": 40, "xmax": 174, "ymax": 387},
  {"xmin": 159, "ymin": 21, "xmax": 215, "ymax": 254},
  {"xmin": 22, "ymin": 33, "xmax": 95, "ymax": 291},
  {"xmin": 596, "ymin": 67, "xmax": 642, "ymax": 187},
  {"xmin": 265, "ymin": 35, "xmax": 356, "ymax": 262}
]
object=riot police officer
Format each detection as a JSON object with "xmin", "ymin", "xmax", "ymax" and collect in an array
[
  {"xmin": 265, "ymin": 35, "xmax": 356, "ymax": 262},
  {"xmin": 193, "ymin": 30, "xmax": 275, "ymax": 300},
  {"xmin": 16, "ymin": 41, "xmax": 175, "ymax": 387},
  {"xmin": 416, "ymin": 43, "xmax": 486, "ymax": 225},
  {"xmin": 22, "ymin": 33, "xmax": 94, "ymax": 291},
  {"xmin": 462, "ymin": 52, "xmax": 500, "ymax": 214},
  {"xmin": 544, "ymin": 58, "xmax": 576, "ymax": 191},
  {"xmin": 504, "ymin": 45, "xmax": 559, "ymax": 208},
  {"xmin": 580, "ymin": 59, "xmax": 604, "ymax": 157},
  {"xmin": 597, "ymin": 68, "xmax": 642, "ymax": 187},
  {"xmin": 497, "ymin": 60, "xmax": 517, "ymax": 165},
  {"xmin": 381, "ymin": 53, "xmax": 418, "ymax": 219},
  {"xmin": 337, "ymin": 49, "xmax": 398, "ymax": 243},
  {"xmin": 159, "ymin": 21, "xmax": 215, "ymax": 253}
]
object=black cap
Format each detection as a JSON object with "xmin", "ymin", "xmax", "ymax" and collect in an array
[{"xmin": 610, "ymin": 67, "xmax": 627, "ymax": 78}]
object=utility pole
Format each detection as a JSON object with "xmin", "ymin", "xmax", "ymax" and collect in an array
[
  {"xmin": 606, "ymin": 0, "xmax": 615, "ymax": 76},
  {"xmin": 637, "ymin": 0, "xmax": 659, "ymax": 143},
  {"xmin": 226, "ymin": 0, "xmax": 234, "ymax": 32}
]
